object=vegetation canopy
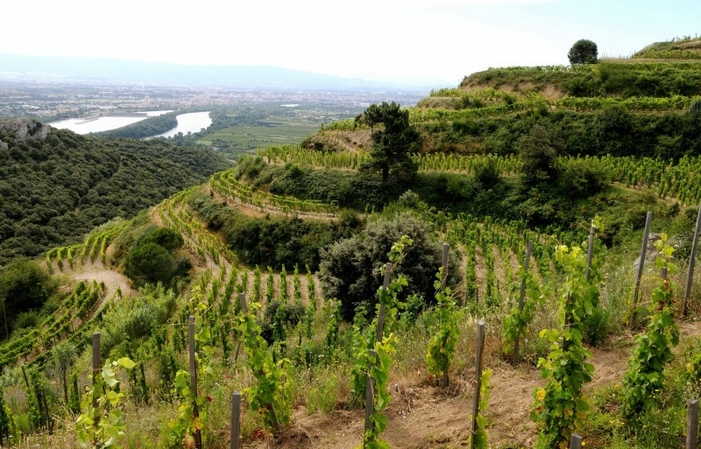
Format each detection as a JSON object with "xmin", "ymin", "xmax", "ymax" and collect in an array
[
  {"xmin": 359, "ymin": 101, "xmax": 420, "ymax": 185},
  {"xmin": 568, "ymin": 39, "xmax": 598, "ymax": 65}
]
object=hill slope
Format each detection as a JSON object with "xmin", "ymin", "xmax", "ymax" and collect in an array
[{"xmin": 0, "ymin": 119, "xmax": 230, "ymax": 264}]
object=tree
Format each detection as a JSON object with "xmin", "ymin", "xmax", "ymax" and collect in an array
[
  {"xmin": 518, "ymin": 124, "xmax": 565, "ymax": 186},
  {"xmin": 568, "ymin": 39, "xmax": 598, "ymax": 65},
  {"xmin": 360, "ymin": 101, "xmax": 420, "ymax": 184},
  {"xmin": 0, "ymin": 259, "xmax": 56, "ymax": 333}
]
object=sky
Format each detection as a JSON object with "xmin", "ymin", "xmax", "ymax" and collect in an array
[{"xmin": 1, "ymin": 0, "xmax": 699, "ymax": 85}]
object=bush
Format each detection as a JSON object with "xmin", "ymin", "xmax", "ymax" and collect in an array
[
  {"xmin": 518, "ymin": 124, "xmax": 565, "ymax": 186},
  {"xmin": 135, "ymin": 227, "xmax": 184, "ymax": 252},
  {"xmin": 319, "ymin": 212, "xmax": 460, "ymax": 321},
  {"xmin": 224, "ymin": 215, "xmax": 352, "ymax": 271},
  {"xmin": 557, "ymin": 158, "xmax": 609, "ymax": 199},
  {"xmin": 689, "ymin": 97, "xmax": 701, "ymax": 115},
  {"xmin": 12, "ymin": 310, "xmax": 40, "ymax": 330},
  {"xmin": 124, "ymin": 243, "xmax": 178, "ymax": 287},
  {"xmin": 259, "ymin": 301, "xmax": 306, "ymax": 344},
  {"xmin": 473, "ymin": 157, "xmax": 501, "ymax": 188},
  {"xmin": 0, "ymin": 259, "xmax": 56, "ymax": 332}
]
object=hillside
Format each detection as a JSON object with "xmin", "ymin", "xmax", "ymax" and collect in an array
[
  {"xmin": 0, "ymin": 119, "xmax": 230, "ymax": 264},
  {"xmin": 2, "ymin": 38, "xmax": 701, "ymax": 449},
  {"xmin": 299, "ymin": 45, "xmax": 701, "ymax": 157},
  {"xmin": 633, "ymin": 36, "xmax": 701, "ymax": 60}
]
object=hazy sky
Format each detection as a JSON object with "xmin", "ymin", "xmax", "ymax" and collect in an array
[{"xmin": 2, "ymin": 0, "xmax": 699, "ymax": 85}]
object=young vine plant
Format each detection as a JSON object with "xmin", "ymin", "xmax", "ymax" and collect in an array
[
  {"xmin": 351, "ymin": 235, "xmax": 412, "ymax": 449},
  {"xmin": 469, "ymin": 369, "xmax": 493, "ymax": 449},
  {"xmin": 501, "ymin": 270, "xmax": 542, "ymax": 361},
  {"xmin": 531, "ymin": 243, "xmax": 597, "ymax": 449},
  {"xmin": 622, "ymin": 234, "xmax": 679, "ymax": 423},
  {"xmin": 168, "ymin": 286, "xmax": 215, "ymax": 448},
  {"xmin": 236, "ymin": 298, "xmax": 292, "ymax": 432},
  {"xmin": 75, "ymin": 357, "xmax": 136, "ymax": 449},
  {"xmin": 426, "ymin": 267, "xmax": 460, "ymax": 386}
]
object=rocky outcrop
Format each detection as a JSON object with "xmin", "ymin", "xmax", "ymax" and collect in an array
[{"xmin": 0, "ymin": 118, "xmax": 51, "ymax": 142}]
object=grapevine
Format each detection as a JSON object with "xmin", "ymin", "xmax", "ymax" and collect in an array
[
  {"xmin": 237, "ymin": 297, "xmax": 292, "ymax": 432},
  {"xmin": 75, "ymin": 357, "xmax": 136, "ymax": 448},
  {"xmin": 350, "ymin": 236, "xmax": 411, "ymax": 449},
  {"xmin": 531, "ymin": 244, "xmax": 597, "ymax": 449},
  {"xmin": 622, "ymin": 234, "xmax": 679, "ymax": 422},
  {"xmin": 425, "ymin": 267, "xmax": 460, "ymax": 386}
]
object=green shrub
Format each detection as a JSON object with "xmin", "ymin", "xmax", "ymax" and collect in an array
[
  {"xmin": 124, "ymin": 243, "xmax": 178, "ymax": 287},
  {"xmin": 135, "ymin": 227, "xmax": 184, "ymax": 252},
  {"xmin": 12, "ymin": 310, "xmax": 40, "ymax": 330},
  {"xmin": 690, "ymin": 97, "xmax": 701, "ymax": 115},
  {"xmin": 320, "ymin": 212, "xmax": 460, "ymax": 321},
  {"xmin": 0, "ymin": 259, "xmax": 56, "ymax": 333}
]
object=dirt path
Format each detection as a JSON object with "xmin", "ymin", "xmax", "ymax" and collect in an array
[{"xmin": 68, "ymin": 260, "xmax": 137, "ymax": 306}]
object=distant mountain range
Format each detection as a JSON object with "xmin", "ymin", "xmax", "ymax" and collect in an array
[{"xmin": 0, "ymin": 54, "xmax": 441, "ymax": 92}]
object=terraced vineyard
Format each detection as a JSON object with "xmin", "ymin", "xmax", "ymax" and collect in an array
[{"xmin": 4, "ymin": 40, "xmax": 701, "ymax": 449}]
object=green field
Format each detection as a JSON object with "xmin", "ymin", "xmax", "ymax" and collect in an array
[{"xmin": 197, "ymin": 116, "xmax": 321, "ymax": 157}]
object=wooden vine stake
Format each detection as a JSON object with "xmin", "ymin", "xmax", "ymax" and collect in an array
[
  {"xmin": 363, "ymin": 349, "xmax": 377, "ymax": 449},
  {"xmin": 238, "ymin": 292, "xmax": 248, "ymax": 315},
  {"xmin": 688, "ymin": 399, "xmax": 699, "ymax": 449},
  {"xmin": 230, "ymin": 392, "xmax": 241, "ymax": 449},
  {"xmin": 585, "ymin": 225, "xmax": 595, "ymax": 282},
  {"xmin": 440, "ymin": 242, "xmax": 449, "ymax": 291},
  {"xmin": 188, "ymin": 316, "xmax": 203, "ymax": 449},
  {"xmin": 91, "ymin": 332, "xmax": 102, "ymax": 428},
  {"xmin": 470, "ymin": 320, "xmax": 486, "ymax": 449},
  {"xmin": 512, "ymin": 240, "xmax": 532, "ymax": 364},
  {"xmin": 569, "ymin": 433, "xmax": 583, "ymax": 449},
  {"xmin": 684, "ymin": 205, "xmax": 701, "ymax": 316},
  {"xmin": 441, "ymin": 243, "xmax": 450, "ymax": 386},
  {"xmin": 375, "ymin": 263, "xmax": 392, "ymax": 343},
  {"xmin": 632, "ymin": 211, "xmax": 652, "ymax": 327},
  {"xmin": 92, "ymin": 332, "xmax": 100, "ymax": 409}
]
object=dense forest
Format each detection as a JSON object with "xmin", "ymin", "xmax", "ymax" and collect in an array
[
  {"xmin": 0, "ymin": 119, "xmax": 230, "ymax": 264},
  {"xmin": 96, "ymin": 112, "xmax": 179, "ymax": 138}
]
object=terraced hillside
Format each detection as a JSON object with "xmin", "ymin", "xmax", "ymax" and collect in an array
[{"xmin": 2, "ymin": 37, "xmax": 701, "ymax": 449}]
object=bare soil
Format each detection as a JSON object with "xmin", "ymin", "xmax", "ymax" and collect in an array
[{"xmin": 242, "ymin": 319, "xmax": 701, "ymax": 449}]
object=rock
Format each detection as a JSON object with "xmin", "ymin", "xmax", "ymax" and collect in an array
[
  {"xmin": 0, "ymin": 118, "xmax": 51, "ymax": 142},
  {"xmin": 633, "ymin": 232, "xmax": 662, "ymax": 271}
]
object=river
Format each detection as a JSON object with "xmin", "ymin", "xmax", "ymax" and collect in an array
[
  {"xmin": 48, "ymin": 110, "xmax": 212, "ymax": 137},
  {"xmin": 48, "ymin": 110, "xmax": 172, "ymax": 134},
  {"xmin": 153, "ymin": 111, "xmax": 212, "ymax": 138}
]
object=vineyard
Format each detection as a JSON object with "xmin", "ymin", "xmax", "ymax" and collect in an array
[
  {"xmin": 0, "ymin": 162, "xmax": 699, "ymax": 449},
  {"xmin": 259, "ymin": 145, "xmax": 701, "ymax": 208},
  {"xmin": 4, "ymin": 41, "xmax": 701, "ymax": 449}
]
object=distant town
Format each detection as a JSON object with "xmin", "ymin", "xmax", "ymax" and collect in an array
[{"xmin": 0, "ymin": 79, "xmax": 426, "ymax": 123}]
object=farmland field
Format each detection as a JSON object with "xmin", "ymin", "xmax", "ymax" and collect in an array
[{"xmin": 197, "ymin": 116, "xmax": 320, "ymax": 157}]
